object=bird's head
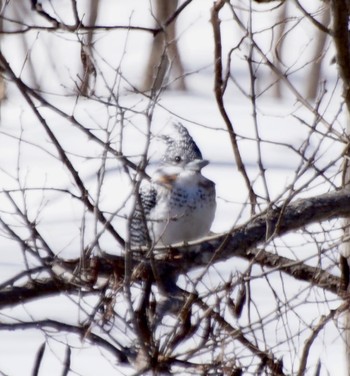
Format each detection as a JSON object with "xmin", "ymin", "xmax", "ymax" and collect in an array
[{"xmin": 161, "ymin": 123, "xmax": 203, "ymax": 167}]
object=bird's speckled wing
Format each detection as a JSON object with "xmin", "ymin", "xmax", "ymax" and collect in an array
[{"xmin": 129, "ymin": 183, "xmax": 158, "ymax": 247}]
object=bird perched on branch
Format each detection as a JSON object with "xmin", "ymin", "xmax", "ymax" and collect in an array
[{"xmin": 129, "ymin": 123, "xmax": 216, "ymax": 248}]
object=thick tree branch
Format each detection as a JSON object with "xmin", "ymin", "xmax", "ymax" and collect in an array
[
  {"xmin": 141, "ymin": 188, "xmax": 350, "ymax": 296},
  {"xmin": 0, "ymin": 279, "xmax": 80, "ymax": 309},
  {"xmin": 187, "ymin": 189, "xmax": 350, "ymax": 257},
  {"xmin": 1, "ymin": 189, "xmax": 347, "ymax": 311}
]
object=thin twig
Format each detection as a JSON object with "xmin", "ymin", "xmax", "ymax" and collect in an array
[
  {"xmin": 32, "ymin": 342, "xmax": 46, "ymax": 376},
  {"xmin": 0, "ymin": 51, "xmax": 125, "ymax": 247},
  {"xmin": 297, "ymin": 302, "xmax": 348, "ymax": 376},
  {"xmin": 211, "ymin": 0, "xmax": 258, "ymax": 213}
]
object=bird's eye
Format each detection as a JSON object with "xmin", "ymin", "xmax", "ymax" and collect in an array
[{"xmin": 174, "ymin": 156, "xmax": 182, "ymax": 163}]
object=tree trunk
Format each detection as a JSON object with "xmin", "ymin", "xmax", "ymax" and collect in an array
[
  {"xmin": 330, "ymin": 1, "xmax": 350, "ymax": 374},
  {"xmin": 271, "ymin": 1, "xmax": 288, "ymax": 98},
  {"xmin": 142, "ymin": 0, "xmax": 186, "ymax": 91},
  {"xmin": 78, "ymin": 0, "xmax": 99, "ymax": 95},
  {"xmin": 306, "ymin": 5, "xmax": 331, "ymax": 100},
  {"xmin": 0, "ymin": 2, "xmax": 4, "ymax": 101}
]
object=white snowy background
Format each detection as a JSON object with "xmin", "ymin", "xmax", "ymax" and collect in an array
[{"xmin": 0, "ymin": 0, "xmax": 345, "ymax": 375}]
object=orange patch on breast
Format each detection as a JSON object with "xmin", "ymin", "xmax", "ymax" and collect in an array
[{"xmin": 155, "ymin": 174, "xmax": 178, "ymax": 186}]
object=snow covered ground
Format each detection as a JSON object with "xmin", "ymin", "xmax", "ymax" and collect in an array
[{"xmin": 0, "ymin": 0, "xmax": 346, "ymax": 375}]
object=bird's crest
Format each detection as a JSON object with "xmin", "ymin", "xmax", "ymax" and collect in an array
[{"xmin": 161, "ymin": 123, "xmax": 202, "ymax": 166}]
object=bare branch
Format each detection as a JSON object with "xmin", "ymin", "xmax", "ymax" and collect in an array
[
  {"xmin": 0, "ymin": 1, "xmax": 347, "ymax": 373},
  {"xmin": 0, "ymin": 51, "xmax": 125, "ymax": 247},
  {"xmin": 293, "ymin": 0, "xmax": 331, "ymax": 35},
  {"xmin": 61, "ymin": 345, "xmax": 71, "ymax": 376},
  {"xmin": 0, "ymin": 279, "xmax": 80, "ymax": 309},
  {"xmin": 297, "ymin": 303, "xmax": 348, "ymax": 376},
  {"xmin": 0, "ymin": 320, "xmax": 130, "ymax": 365},
  {"xmin": 160, "ymin": 0, "xmax": 193, "ymax": 31},
  {"xmin": 35, "ymin": 189, "xmax": 349, "ymax": 298},
  {"xmin": 161, "ymin": 189, "xmax": 347, "ymax": 296},
  {"xmin": 211, "ymin": 0, "xmax": 258, "ymax": 213},
  {"xmin": 32, "ymin": 342, "xmax": 46, "ymax": 376}
]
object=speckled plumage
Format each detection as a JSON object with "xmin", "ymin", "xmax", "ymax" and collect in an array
[
  {"xmin": 161, "ymin": 124, "xmax": 203, "ymax": 166},
  {"xmin": 129, "ymin": 124, "xmax": 216, "ymax": 247}
]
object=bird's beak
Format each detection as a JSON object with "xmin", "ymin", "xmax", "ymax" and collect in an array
[{"xmin": 187, "ymin": 159, "xmax": 209, "ymax": 171}]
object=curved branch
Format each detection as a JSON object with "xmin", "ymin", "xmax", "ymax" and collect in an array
[
  {"xmin": 63, "ymin": 189, "xmax": 350, "ymax": 297},
  {"xmin": 174, "ymin": 189, "xmax": 349, "ymax": 294},
  {"xmin": 155, "ymin": 0, "xmax": 193, "ymax": 33},
  {"xmin": 1, "ymin": 189, "xmax": 348, "ymax": 310},
  {"xmin": 211, "ymin": 1, "xmax": 258, "ymax": 213}
]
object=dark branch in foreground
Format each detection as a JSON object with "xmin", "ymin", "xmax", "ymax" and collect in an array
[
  {"xmin": 146, "ymin": 188, "xmax": 349, "ymax": 296},
  {"xmin": 0, "ymin": 189, "xmax": 348, "ymax": 310}
]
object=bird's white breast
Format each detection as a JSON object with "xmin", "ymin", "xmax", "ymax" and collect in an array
[{"xmin": 147, "ymin": 171, "xmax": 216, "ymax": 245}]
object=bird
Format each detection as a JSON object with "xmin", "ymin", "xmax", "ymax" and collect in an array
[{"xmin": 129, "ymin": 123, "xmax": 216, "ymax": 248}]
